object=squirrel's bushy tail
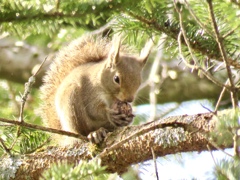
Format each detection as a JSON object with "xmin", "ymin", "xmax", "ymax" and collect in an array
[{"xmin": 40, "ymin": 36, "xmax": 111, "ymax": 129}]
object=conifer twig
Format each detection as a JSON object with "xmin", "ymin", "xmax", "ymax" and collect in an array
[
  {"xmin": 207, "ymin": 0, "xmax": 239, "ymax": 108},
  {"xmin": 4, "ymin": 57, "xmax": 54, "ymax": 154},
  {"xmin": 206, "ymin": 136, "xmax": 233, "ymax": 157},
  {"xmin": 233, "ymin": 131, "xmax": 240, "ymax": 157},
  {"xmin": 18, "ymin": 57, "xmax": 47, "ymax": 123},
  {"xmin": 207, "ymin": 144, "xmax": 230, "ymax": 179},
  {"xmin": 0, "ymin": 117, "xmax": 88, "ymax": 141},
  {"xmin": 127, "ymin": 11, "xmax": 240, "ymax": 69},
  {"xmin": 207, "ymin": 144, "xmax": 217, "ymax": 167},
  {"xmin": 55, "ymin": 0, "xmax": 60, "ymax": 12},
  {"xmin": 0, "ymin": 137, "xmax": 11, "ymax": 155},
  {"xmin": 215, "ymin": 80, "xmax": 229, "ymax": 112},
  {"xmin": 149, "ymin": 36, "xmax": 165, "ymax": 122},
  {"xmin": 184, "ymin": 0, "xmax": 214, "ymax": 38},
  {"xmin": 3, "ymin": 57, "xmax": 48, "ymax": 154},
  {"xmin": 151, "ymin": 147, "xmax": 159, "ymax": 180},
  {"xmin": 174, "ymin": 2, "xmax": 229, "ymax": 91},
  {"xmin": 8, "ymin": 127, "xmax": 21, "ymax": 152},
  {"xmin": 18, "ymin": 77, "xmax": 35, "ymax": 122}
]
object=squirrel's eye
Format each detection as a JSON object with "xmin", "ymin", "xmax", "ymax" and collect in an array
[{"xmin": 113, "ymin": 75, "xmax": 120, "ymax": 84}]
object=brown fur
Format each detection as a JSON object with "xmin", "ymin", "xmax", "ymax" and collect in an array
[
  {"xmin": 40, "ymin": 36, "xmax": 112, "ymax": 129},
  {"xmin": 39, "ymin": 35, "xmax": 152, "ymax": 143}
]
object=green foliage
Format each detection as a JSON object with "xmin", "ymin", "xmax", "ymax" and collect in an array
[
  {"xmin": 19, "ymin": 129, "xmax": 49, "ymax": 154},
  {"xmin": 0, "ymin": 0, "xmax": 140, "ymax": 38},
  {"xmin": 1, "ymin": 0, "xmax": 239, "ymax": 62},
  {"xmin": 186, "ymin": 0, "xmax": 240, "ymax": 59},
  {"xmin": 209, "ymin": 109, "xmax": 240, "ymax": 179},
  {"xmin": 212, "ymin": 157, "xmax": 240, "ymax": 180},
  {"xmin": 113, "ymin": 0, "xmax": 240, "ymax": 65},
  {"xmin": 211, "ymin": 110, "xmax": 239, "ymax": 146},
  {"xmin": 0, "ymin": 126, "xmax": 49, "ymax": 156},
  {"xmin": 0, "ymin": 80, "xmax": 49, "ymax": 156},
  {"xmin": 41, "ymin": 159, "xmax": 109, "ymax": 180}
]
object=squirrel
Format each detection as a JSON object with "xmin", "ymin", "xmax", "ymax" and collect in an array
[{"xmin": 40, "ymin": 35, "xmax": 152, "ymax": 144}]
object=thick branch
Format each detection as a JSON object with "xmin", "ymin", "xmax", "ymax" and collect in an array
[{"xmin": 0, "ymin": 110, "xmax": 234, "ymax": 180}]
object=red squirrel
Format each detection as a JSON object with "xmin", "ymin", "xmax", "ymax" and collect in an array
[{"xmin": 40, "ymin": 35, "xmax": 152, "ymax": 144}]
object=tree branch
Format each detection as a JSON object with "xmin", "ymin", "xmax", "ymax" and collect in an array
[
  {"xmin": 127, "ymin": 10, "xmax": 240, "ymax": 69},
  {"xmin": 0, "ymin": 109, "xmax": 235, "ymax": 180},
  {"xmin": 0, "ymin": 118, "xmax": 87, "ymax": 141},
  {"xmin": 207, "ymin": 0, "xmax": 239, "ymax": 108}
]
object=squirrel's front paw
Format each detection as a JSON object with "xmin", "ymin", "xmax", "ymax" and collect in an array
[
  {"xmin": 110, "ymin": 101, "xmax": 134, "ymax": 127},
  {"xmin": 87, "ymin": 127, "xmax": 108, "ymax": 144}
]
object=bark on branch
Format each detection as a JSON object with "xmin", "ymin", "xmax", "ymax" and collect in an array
[{"xmin": 0, "ymin": 109, "xmax": 234, "ymax": 180}]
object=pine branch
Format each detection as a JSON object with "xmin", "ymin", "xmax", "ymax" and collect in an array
[
  {"xmin": 0, "ymin": 109, "xmax": 236, "ymax": 180},
  {"xmin": 2, "ymin": 1, "xmax": 239, "ymax": 70},
  {"xmin": 126, "ymin": 9, "xmax": 240, "ymax": 69},
  {"xmin": 0, "ymin": 117, "xmax": 87, "ymax": 141},
  {"xmin": 0, "ymin": 0, "xmax": 141, "ymax": 34}
]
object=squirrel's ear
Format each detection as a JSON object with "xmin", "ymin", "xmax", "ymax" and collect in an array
[
  {"xmin": 139, "ymin": 38, "xmax": 154, "ymax": 66},
  {"xmin": 108, "ymin": 35, "xmax": 121, "ymax": 67}
]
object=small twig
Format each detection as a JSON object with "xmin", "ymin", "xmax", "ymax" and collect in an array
[
  {"xmin": 151, "ymin": 147, "xmax": 159, "ymax": 180},
  {"xmin": 205, "ymin": 135, "xmax": 233, "ymax": 157},
  {"xmin": 0, "ymin": 117, "xmax": 88, "ymax": 142},
  {"xmin": 233, "ymin": 131, "xmax": 240, "ymax": 157},
  {"xmin": 7, "ymin": 126, "xmax": 22, "ymax": 152},
  {"xmin": 4, "ymin": 57, "xmax": 48, "ymax": 154},
  {"xmin": 222, "ymin": 28, "xmax": 237, "ymax": 39},
  {"xmin": 184, "ymin": 0, "xmax": 214, "ymax": 38},
  {"xmin": 236, "ymin": 127, "xmax": 240, "ymax": 157},
  {"xmin": 200, "ymin": 104, "xmax": 214, "ymax": 113},
  {"xmin": 215, "ymin": 80, "xmax": 229, "ymax": 112},
  {"xmin": 207, "ymin": 144, "xmax": 217, "ymax": 166},
  {"xmin": 149, "ymin": 36, "xmax": 165, "ymax": 122},
  {"xmin": 0, "ymin": 137, "xmax": 11, "ymax": 155},
  {"xmin": 176, "ymin": 23, "xmax": 229, "ymax": 90},
  {"xmin": 18, "ymin": 77, "xmax": 34, "ymax": 123},
  {"xmin": 207, "ymin": 144, "xmax": 229, "ymax": 179},
  {"xmin": 207, "ymin": 0, "xmax": 238, "ymax": 108},
  {"xmin": 33, "ymin": 56, "xmax": 48, "ymax": 76},
  {"xmin": 19, "ymin": 57, "xmax": 47, "ymax": 123},
  {"xmin": 55, "ymin": 0, "xmax": 60, "ymax": 12}
]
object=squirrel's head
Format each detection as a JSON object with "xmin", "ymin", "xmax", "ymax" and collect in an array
[{"xmin": 101, "ymin": 36, "xmax": 152, "ymax": 103}]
